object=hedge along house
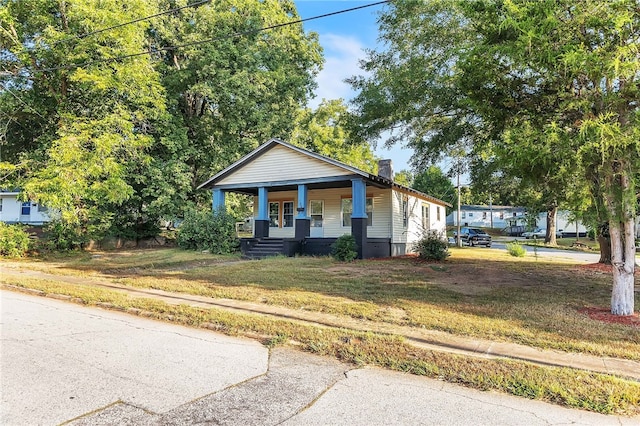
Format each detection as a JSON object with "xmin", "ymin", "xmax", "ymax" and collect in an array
[{"xmin": 198, "ymin": 139, "xmax": 450, "ymax": 259}]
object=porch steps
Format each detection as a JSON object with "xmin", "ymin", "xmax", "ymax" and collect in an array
[{"xmin": 243, "ymin": 238, "xmax": 285, "ymax": 259}]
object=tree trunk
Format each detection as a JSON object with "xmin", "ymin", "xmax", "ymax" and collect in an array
[
  {"xmin": 545, "ymin": 205, "xmax": 557, "ymax": 245},
  {"xmin": 609, "ymin": 218, "xmax": 636, "ymax": 315},
  {"xmin": 597, "ymin": 234, "xmax": 611, "ymax": 264},
  {"xmin": 605, "ymin": 165, "xmax": 635, "ymax": 316}
]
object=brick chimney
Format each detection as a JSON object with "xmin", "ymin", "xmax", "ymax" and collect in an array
[{"xmin": 378, "ymin": 159, "xmax": 394, "ymax": 181}]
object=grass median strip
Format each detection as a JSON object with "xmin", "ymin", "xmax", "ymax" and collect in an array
[
  {"xmin": 3, "ymin": 277, "xmax": 640, "ymax": 416},
  {"xmin": 6, "ymin": 249, "xmax": 637, "ymax": 361}
]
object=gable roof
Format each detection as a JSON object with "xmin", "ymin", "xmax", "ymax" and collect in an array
[{"xmin": 199, "ymin": 138, "xmax": 452, "ymax": 207}]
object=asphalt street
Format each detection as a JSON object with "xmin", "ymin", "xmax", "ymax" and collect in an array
[
  {"xmin": 490, "ymin": 240, "xmax": 603, "ymax": 263},
  {"xmin": 2, "ymin": 290, "xmax": 638, "ymax": 425}
]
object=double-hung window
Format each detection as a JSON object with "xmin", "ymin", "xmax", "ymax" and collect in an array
[
  {"xmin": 421, "ymin": 203, "xmax": 429, "ymax": 230},
  {"xmin": 402, "ymin": 195, "xmax": 409, "ymax": 228},
  {"xmin": 309, "ymin": 200, "xmax": 323, "ymax": 228},
  {"xmin": 269, "ymin": 202, "xmax": 279, "ymax": 227},
  {"xmin": 21, "ymin": 202, "xmax": 31, "ymax": 216},
  {"xmin": 282, "ymin": 201, "xmax": 294, "ymax": 228},
  {"xmin": 341, "ymin": 197, "xmax": 373, "ymax": 227},
  {"xmin": 269, "ymin": 201, "xmax": 294, "ymax": 228}
]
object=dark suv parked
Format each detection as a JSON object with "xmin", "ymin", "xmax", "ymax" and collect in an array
[{"xmin": 455, "ymin": 227, "xmax": 492, "ymax": 247}]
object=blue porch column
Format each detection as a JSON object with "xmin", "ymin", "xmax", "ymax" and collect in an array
[
  {"xmin": 212, "ymin": 188, "xmax": 225, "ymax": 212},
  {"xmin": 255, "ymin": 187, "xmax": 269, "ymax": 238},
  {"xmin": 295, "ymin": 184, "xmax": 310, "ymax": 240},
  {"xmin": 351, "ymin": 178, "xmax": 368, "ymax": 259}
]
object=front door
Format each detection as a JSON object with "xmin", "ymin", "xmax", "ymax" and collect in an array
[{"xmin": 309, "ymin": 200, "xmax": 324, "ymax": 238}]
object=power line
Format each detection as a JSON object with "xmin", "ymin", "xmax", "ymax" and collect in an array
[
  {"xmin": 52, "ymin": 0, "xmax": 212, "ymax": 46},
  {"xmin": 0, "ymin": 83, "xmax": 45, "ymax": 119},
  {"xmin": 32, "ymin": 0, "xmax": 389, "ymax": 73}
]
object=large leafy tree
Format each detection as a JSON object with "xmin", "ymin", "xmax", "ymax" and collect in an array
[
  {"xmin": 290, "ymin": 99, "xmax": 378, "ymax": 173},
  {"xmin": 1, "ymin": 0, "xmax": 323, "ymax": 240},
  {"xmin": 1, "ymin": 0, "xmax": 166, "ymax": 240},
  {"xmin": 350, "ymin": 0, "xmax": 638, "ymax": 315},
  {"xmin": 411, "ymin": 166, "xmax": 456, "ymax": 210},
  {"xmin": 154, "ymin": 0, "xmax": 323, "ymax": 206}
]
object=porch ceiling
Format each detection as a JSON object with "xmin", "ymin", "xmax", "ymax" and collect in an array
[{"xmin": 217, "ymin": 175, "xmax": 390, "ymax": 195}]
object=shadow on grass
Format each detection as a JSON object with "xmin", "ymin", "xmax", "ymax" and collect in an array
[{"xmin": 23, "ymin": 247, "xmax": 640, "ymax": 356}]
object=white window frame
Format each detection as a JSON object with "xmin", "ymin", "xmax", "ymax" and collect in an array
[
  {"xmin": 341, "ymin": 197, "xmax": 373, "ymax": 227},
  {"xmin": 282, "ymin": 201, "xmax": 294, "ymax": 228},
  {"xmin": 402, "ymin": 195, "xmax": 409, "ymax": 228},
  {"xmin": 421, "ymin": 203, "xmax": 430, "ymax": 230},
  {"xmin": 269, "ymin": 202, "xmax": 279, "ymax": 228},
  {"xmin": 309, "ymin": 200, "xmax": 324, "ymax": 228},
  {"xmin": 21, "ymin": 202, "xmax": 31, "ymax": 216}
]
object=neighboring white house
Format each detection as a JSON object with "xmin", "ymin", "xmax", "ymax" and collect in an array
[
  {"xmin": 198, "ymin": 138, "xmax": 450, "ymax": 258},
  {"xmin": 446, "ymin": 204, "xmax": 592, "ymax": 236},
  {"xmin": 446, "ymin": 205, "xmax": 527, "ymax": 229},
  {"xmin": 529, "ymin": 210, "xmax": 588, "ymax": 237},
  {"xmin": 0, "ymin": 191, "xmax": 51, "ymax": 225}
]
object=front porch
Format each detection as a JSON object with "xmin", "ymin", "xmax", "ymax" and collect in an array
[{"xmin": 226, "ymin": 177, "xmax": 376, "ymax": 259}]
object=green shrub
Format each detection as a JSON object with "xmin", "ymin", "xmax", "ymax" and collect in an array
[
  {"xmin": 331, "ymin": 234, "xmax": 358, "ymax": 262},
  {"xmin": 506, "ymin": 242, "xmax": 526, "ymax": 257},
  {"xmin": 177, "ymin": 209, "xmax": 239, "ymax": 254},
  {"xmin": 0, "ymin": 223, "xmax": 31, "ymax": 257},
  {"xmin": 44, "ymin": 220, "xmax": 90, "ymax": 251},
  {"xmin": 413, "ymin": 230, "xmax": 449, "ymax": 261}
]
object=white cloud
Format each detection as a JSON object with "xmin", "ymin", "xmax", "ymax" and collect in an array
[{"xmin": 309, "ymin": 33, "xmax": 368, "ymax": 108}]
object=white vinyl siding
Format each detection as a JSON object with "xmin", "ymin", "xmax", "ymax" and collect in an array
[
  {"xmin": 319, "ymin": 189, "xmax": 389, "ymax": 238},
  {"xmin": 218, "ymin": 144, "xmax": 354, "ymax": 186},
  {"xmin": 0, "ymin": 194, "xmax": 52, "ymax": 225},
  {"xmin": 249, "ymin": 186, "xmax": 446, "ymax": 242},
  {"xmin": 392, "ymin": 190, "xmax": 447, "ymax": 249}
]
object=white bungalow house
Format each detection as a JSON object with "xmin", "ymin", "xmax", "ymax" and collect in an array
[
  {"xmin": 198, "ymin": 138, "xmax": 450, "ymax": 258},
  {"xmin": 0, "ymin": 191, "xmax": 51, "ymax": 225}
]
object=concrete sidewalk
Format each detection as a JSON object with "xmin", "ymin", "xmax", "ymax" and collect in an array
[
  {"xmin": 1, "ymin": 265, "xmax": 639, "ymax": 382},
  {"xmin": 3, "ymin": 291, "xmax": 639, "ymax": 426}
]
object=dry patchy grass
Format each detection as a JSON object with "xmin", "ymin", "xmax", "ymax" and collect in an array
[
  {"xmin": 2, "ymin": 247, "xmax": 639, "ymax": 362},
  {"xmin": 4, "ymin": 277, "xmax": 640, "ymax": 416}
]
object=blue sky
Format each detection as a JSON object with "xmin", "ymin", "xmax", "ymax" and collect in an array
[{"xmin": 293, "ymin": 1, "xmax": 414, "ymax": 172}]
